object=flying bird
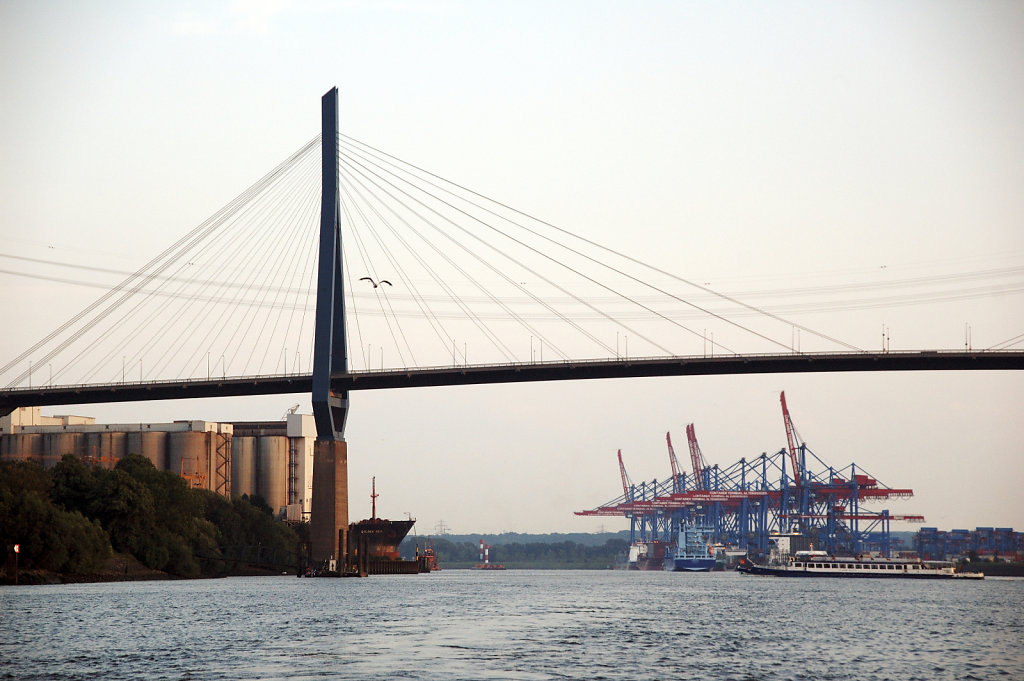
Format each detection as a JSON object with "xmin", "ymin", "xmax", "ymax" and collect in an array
[{"xmin": 359, "ymin": 277, "xmax": 392, "ymax": 288}]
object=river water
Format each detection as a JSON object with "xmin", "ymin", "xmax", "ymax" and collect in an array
[{"xmin": 1, "ymin": 570, "xmax": 1021, "ymax": 680}]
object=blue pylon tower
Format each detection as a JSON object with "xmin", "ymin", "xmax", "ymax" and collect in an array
[
  {"xmin": 312, "ymin": 86, "xmax": 349, "ymax": 442},
  {"xmin": 310, "ymin": 87, "xmax": 352, "ymax": 567}
]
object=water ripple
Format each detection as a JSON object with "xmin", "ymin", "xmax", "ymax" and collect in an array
[{"xmin": 1, "ymin": 572, "xmax": 1022, "ymax": 680}]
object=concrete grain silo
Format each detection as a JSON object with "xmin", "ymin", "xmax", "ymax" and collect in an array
[
  {"xmin": 85, "ymin": 431, "xmax": 127, "ymax": 468},
  {"xmin": 45, "ymin": 432, "xmax": 82, "ymax": 466},
  {"xmin": 257, "ymin": 436, "xmax": 288, "ymax": 516},
  {"xmin": 169, "ymin": 431, "xmax": 211, "ymax": 490},
  {"xmin": 127, "ymin": 431, "xmax": 168, "ymax": 470},
  {"xmin": 1, "ymin": 433, "xmax": 42, "ymax": 461},
  {"xmin": 231, "ymin": 436, "xmax": 257, "ymax": 498}
]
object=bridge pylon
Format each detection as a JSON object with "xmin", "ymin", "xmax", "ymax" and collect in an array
[
  {"xmin": 310, "ymin": 86, "xmax": 351, "ymax": 567},
  {"xmin": 310, "ymin": 439, "xmax": 348, "ymax": 566}
]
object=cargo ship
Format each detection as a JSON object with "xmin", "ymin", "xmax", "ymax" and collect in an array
[
  {"xmin": 348, "ymin": 478, "xmax": 419, "ymax": 575},
  {"xmin": 737, "ymin": 550, "xmax": 984, "ymax": 579},
  {"xmin": 627, "ymin": 540, "xmax": 666, "ymax": 570},
  {"xmin": 663, "ymin": 523, "xmax": 716, "ymax": 572},
  {"xmin": 349, "ymin": 516, "xmax": 416, "ymax": 562}
]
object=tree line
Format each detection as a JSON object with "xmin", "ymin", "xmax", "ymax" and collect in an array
[{"xmin": 1, "ymin": 454, "xmax": 302, "ymax": 579}]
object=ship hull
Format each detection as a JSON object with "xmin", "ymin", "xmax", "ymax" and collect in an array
[
  {"xmin": 664, "ymin": 557, "xmax": 716, "ymax": 572},
  {"xmin": 349, "ymin": 518, "xmax": 416, "ymax": 563}
]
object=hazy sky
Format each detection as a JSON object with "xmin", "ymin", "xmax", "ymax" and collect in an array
[{"xmin": 1, "ymin": 1, "xmax": 1022, "ymax": 535}]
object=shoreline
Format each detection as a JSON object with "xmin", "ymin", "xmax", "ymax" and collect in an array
[
  {"xmin": 2, "ymin": 554, "xmax": 173, "ymax": 586},
  {"xmin": 1, "ymin": 553, "xmax": 294, "ymax": 586}
]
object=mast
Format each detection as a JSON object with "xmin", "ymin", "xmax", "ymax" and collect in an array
[{"xmin": 371, "ymin": 476, "xmax": 379, "ymax": 520}]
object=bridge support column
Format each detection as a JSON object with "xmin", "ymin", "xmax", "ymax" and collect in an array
[{"xmin": 310, "ymin": 439, "xmax": 348, "ymax": 565}]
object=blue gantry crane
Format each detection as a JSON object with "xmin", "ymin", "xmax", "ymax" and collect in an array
[{"xmin": 577, "ymin": 392, "xmax": 924, "ymax": 561}]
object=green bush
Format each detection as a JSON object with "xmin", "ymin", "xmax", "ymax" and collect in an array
[
  {"xmin": 0, "ymin": 461, "xmax": 110, "ymax": 573},
  {"xmin": 2, "ymin": 454, "xmax": 300, "ymax": 578}
]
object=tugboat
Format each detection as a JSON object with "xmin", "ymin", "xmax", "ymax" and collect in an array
[
  {"xmin": 663, "ymin": 522, "xmax": 716, "ymax": 572},
  {"xmin": 420, "ymin": 541, "xmax": 441, "ymax": 572}
]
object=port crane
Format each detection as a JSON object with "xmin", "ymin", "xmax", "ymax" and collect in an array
[
  {"xmin": 685, "ymin": 423, "xmax": 708, "ymax": 491},
  {"xmin": 617, "ymin": 449, "xmax": 632, "ymax": 501},
  {"xmin": 578, "ymin": 393, "xmax": 927, "ymax": 557},
  {"xmin": 615, "ymin": 449, "xmax": 669, "ymax": 549},
  {"xmin": 665, "ymin": 433, "xmax": 682, "ymax": 493},
  {"xmin": 780, "ymin": 391, "xmax": 803, "ymax": 485}
]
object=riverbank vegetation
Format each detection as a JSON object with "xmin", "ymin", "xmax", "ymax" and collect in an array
[{"xmin": 1, "ymin": 456, "xmax": 301, "ymax": 583}]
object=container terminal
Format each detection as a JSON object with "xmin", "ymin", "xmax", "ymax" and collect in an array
[{"xmin": 577, "ymin": 391, "xmax": 928, "ymax": 567}]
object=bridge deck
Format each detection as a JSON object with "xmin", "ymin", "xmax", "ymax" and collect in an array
[{"xmin": 1, "ymin": 350, "xmax": 1021, "ymax": 416}]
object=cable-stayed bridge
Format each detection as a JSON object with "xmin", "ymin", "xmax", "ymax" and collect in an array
[
  {"xmin": 2, "ymin": 350, "xmax": 1021, "ymax": 416},
  {"xmin": 1, "ymin": 90, "xmax": 1022, "ymax": 420},
  {"xmin": 2, "ymin": 88, "xmax": 1022, "ymax": 566}
]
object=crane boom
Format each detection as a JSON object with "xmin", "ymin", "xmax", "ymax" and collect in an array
[
  {"xmin": 685, "ymin": 423, "xmax": 706, "ymax": 490},
  {"xmin": 780, "ymin": 391, "xmax": 802, "ymax": 485},
  {"xmin": 617, "ymin": 449, "xmax": 633, "ymax": 500},
  {"xmin": 666, "ymin": 432, "xmax": 682, "ymax": 492}
]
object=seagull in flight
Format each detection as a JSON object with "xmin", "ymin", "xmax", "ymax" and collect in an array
[{"xmin": 359, "ymin": 277, "xmax": 392, "ymax": 288}]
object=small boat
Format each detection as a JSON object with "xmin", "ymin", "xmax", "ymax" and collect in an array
[
  {"xmin": 424, "ymin": 542, "xmax": 441, "ymax": 572},
  {"xmin": 663, "ymin": 523, "xmax": 716, "ymax": 572},
  {"xmin": 737, "ymin": 550, "xmax": 984, "ymax": 579}
]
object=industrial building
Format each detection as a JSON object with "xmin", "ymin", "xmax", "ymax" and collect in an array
[{"xmin": 0, "ymin": 406, "xmax": 316, "ymax": 520}]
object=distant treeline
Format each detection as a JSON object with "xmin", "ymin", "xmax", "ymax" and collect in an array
[
  {"xmin": 1, "ymin": 455, "xmax": 302, "ymax": 579},
  {"xmin": 403, "ymin": 536, "xmax": 630, "ymax": 569},
  {"xmin": 410, "ymin": 531, "xmax": 632, "ymax": 547}
]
